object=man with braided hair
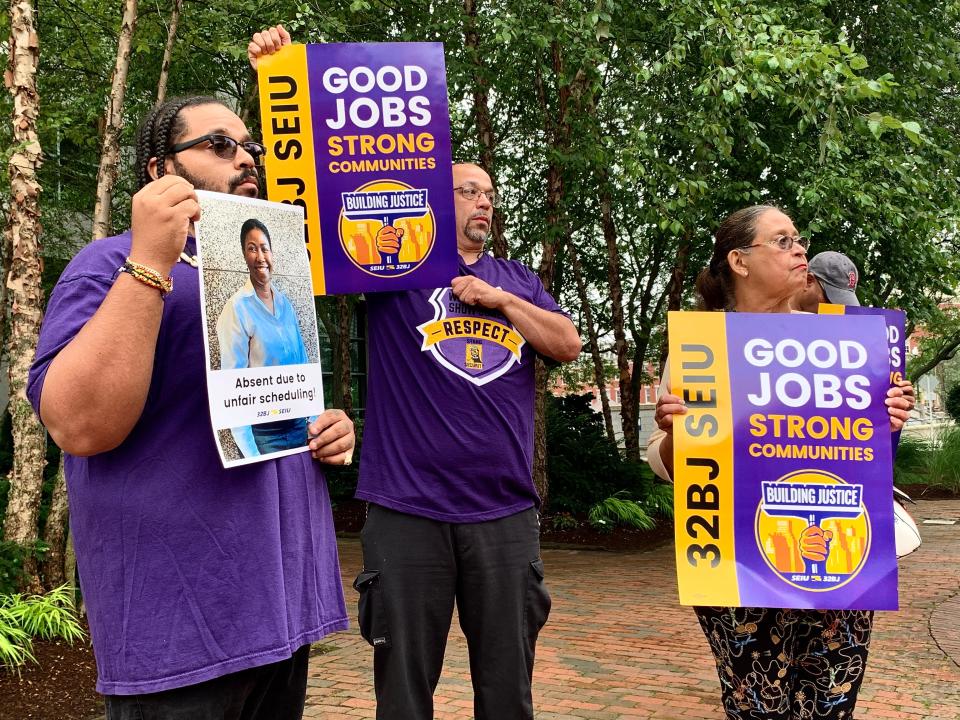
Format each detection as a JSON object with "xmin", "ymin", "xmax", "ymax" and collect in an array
[{"xmin": 29, "ymin": 81, "xmax": 352, "ymax": 718}]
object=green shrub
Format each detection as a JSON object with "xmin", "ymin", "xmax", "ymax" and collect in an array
[
  {"xmin": 547, "ymin": 512, "xmax": 580, "ymax": 531},
  {"xmin": 927, "ymin": 425, "xmax": 960, "ymax": 493},
  {"xmin": 588, "ymin": 492, "xmax": 656, "ymax": 532},
  {"xmin": 0, "ymin": 541, "xmax": 48, "ymax": 596},
  {"xmin": 546, "ymin": 393, "xmax": 673, "ymax": 521},
  {"xmin": 893, "ymin": 434, "xmax": 932, "ymax": 487},
  {"xmin": 0, "ymin": 584, "xmax": 84, "ymax": 672},
  {"xmin": 546, "ymin": 394, "xmax": 625, "ymax": 512},
  {"xmin": 946, "ymin": 384, "xmax": 960, "ymax": 425},
  {"xmin": 0, "ymin": 607, "xmax": 34, "ymax": 670}
]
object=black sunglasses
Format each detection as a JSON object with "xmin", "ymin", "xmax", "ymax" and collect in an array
[{"xmin": 169, "ymin": 133, "xmax": 266, "ymax": 163}]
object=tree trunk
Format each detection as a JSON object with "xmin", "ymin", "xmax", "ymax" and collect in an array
[
  {"xmin": 336, "ymin": 295, "xmax": 354, "ymax": 418},
  {"xmin": 91, "ymin": 0, "xmax": 138, "ymax": 241},
  {"xmin": 531, "ymin": 62, "xmax": 564, "ymax": 507},
  {"xmin": 530, "ymin": 29, "xmax": 591, "ymax": 505},
  {"xmin": 462, "ymin": 0, "xmax": 506, "ymax": 259},
  {"xmin": 658, "ymin": 230, "xmax": 693, "ymax": 375},
  {"xmin": 567, "ymin": 240, "xmax": 615, "ymax": 444},
  {"xmin": 625, "ymin": 240, "xmax": 668, "ymax": 455},
  {"xmin": 597, "ymin": 173, "xmax": 637, "ymax": 460},
  {"xmin": 532, "ymin": 358, "xmax": 549, "ymax": 505},
  {"xmin": 41, "ymin": 458, "xmax": 68, "ymax": 588},
  {"xmin": 0, "ymin": 201, "xmax": 11, "ymax": 355},
  {"xmin": 154, "ymin": 0, "xmax": 182, "ymax": 106},
  {"xmin": 65, "ymin": 524, "xmax": 81, "ymax": 613},
  {"xmin": 3, "ymin": 0, "xmax": 46, "ymax": 594}
]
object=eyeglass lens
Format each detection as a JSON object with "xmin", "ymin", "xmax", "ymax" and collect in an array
[
  {"xmin": 461, "ymin": 186, "xmax": 499, "ymax": 206},
  {"xmin": 210, "ymin": 135, "xmax": 264, "ymax": 162}
]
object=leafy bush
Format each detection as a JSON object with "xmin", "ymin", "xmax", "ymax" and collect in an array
[
  {"xmin": 546, "ymin": 393, "xmax": 625, "ymax": 511},
  {"xmin": 946, "ymin": 384, "xmax": 960, "ymax": 425},
  {"xmin": 927, "ymin": 426, "xmax": 960, "ymax": 493},
  {"xmin": 0, "ymin": 541, "xmax": 48, "ymax": 596},
  {"xmin": 893, "ymin": 434, "xmax": 932, "ymax": 487},
  {"xmin": 0, "ymin": 584, "xmax": 84, "ymax": 672},
  {"xmin": 546, "ymin": 512, "xmax": 580, "ymax": 531},
  {"xmin": 546, "ymin": 393, "xmax": 673, "ymax": 522},
  {"xmin": 588, "ymin": 492, "xmax": 656, "ymax": 532}
]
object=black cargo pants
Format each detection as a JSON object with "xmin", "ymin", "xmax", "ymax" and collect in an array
[{"xmin": 354, "ymin": 504, "xmax": 551, "ymax": 720}]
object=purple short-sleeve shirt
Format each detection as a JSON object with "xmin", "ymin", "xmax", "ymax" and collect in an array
[
  {"xmin": 357, "ymin": 253, "xmax": 569, "ymax": 522},
  {"xmin": 28, "ymin": 232, "xmax": 347, "ymax": 695}
]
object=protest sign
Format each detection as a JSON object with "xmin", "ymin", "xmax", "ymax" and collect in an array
[
  {"xmin": 820, "ymin": 304, "xmax": 907, "ymax": 455},
  {"xmin": 668, "ymin": 311, "xmax": 897, "ymax": 610},
  {"xmin": 257, "ymin": 42, "xmax": 458, "ymax": 295},
  {"xmin": 195, "ymin": 191, "xmax": 325, "ymax": 468}
]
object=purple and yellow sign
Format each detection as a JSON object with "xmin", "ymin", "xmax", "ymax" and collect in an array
[
  {"xmin": 820, "ymin": 304, "xmax": 907, "ymax": 455},
  {"xmin": 257, "ymin": 43, "xmax": 458, "ymax": 295},
  {"xmin": 669, "ymin": 311, "xmax": 897, "ymax": 610}
]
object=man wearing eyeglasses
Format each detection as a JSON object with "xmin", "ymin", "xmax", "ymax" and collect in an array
[
  {"xmin": 248, "ymin": 29, "xmax": 580, "ymax": 717},
  {"xmin": 354, "ymin": 162, "xmax": 582, "ymax": 720},
  {"xmin": 27, "ymin": 82, "xmax": 353, "ymax": 718}
]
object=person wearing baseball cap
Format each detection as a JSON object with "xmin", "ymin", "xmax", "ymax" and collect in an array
[
  {"xmin": 793, "ymin": 246, "xmax": 917, "ymax": 416},
  {"xmin": 795, "ymin": 250, "xmax": 860, "ymax": 311}
]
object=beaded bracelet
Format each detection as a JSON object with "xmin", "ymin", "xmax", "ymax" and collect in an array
[{"xmin": 117, "ymin": 259, "xmax": 173, "ymax": 296}]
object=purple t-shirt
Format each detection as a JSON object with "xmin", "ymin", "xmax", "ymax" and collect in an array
[
  {"xmin": 357, "ymin": 253, "xmax": 567, "ymax": 522},
  {"xmin": 27, "ymin": 232, "xmax": 347, "ymax": 695}
]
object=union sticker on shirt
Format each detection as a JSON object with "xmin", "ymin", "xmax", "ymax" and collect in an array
[{"xmin": 417, "ymin": 288, "xmax": 525, "ymax": 385}]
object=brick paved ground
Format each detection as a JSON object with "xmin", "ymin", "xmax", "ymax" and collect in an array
[{"xmin": 306, "ymin": 499, "xmax": 960, "ymax": 719}]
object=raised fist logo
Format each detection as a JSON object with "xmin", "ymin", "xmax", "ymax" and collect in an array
[
  {"xmin": 799, "ymin": 525, "xmax": 834, "ymax": 563},
  {"xmin": 375, "ymin": 225, "xmax": 404, "ymax": 259}
]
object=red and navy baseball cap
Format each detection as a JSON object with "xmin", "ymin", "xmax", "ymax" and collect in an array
[{"xmin": 809, "ymin": 251, "xmax": 860, "ymax": 306}]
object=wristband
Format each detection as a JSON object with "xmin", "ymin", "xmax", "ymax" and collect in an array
[{"xmin": 118, "ymin": 259, "xmax": 173, "ymax": 296}]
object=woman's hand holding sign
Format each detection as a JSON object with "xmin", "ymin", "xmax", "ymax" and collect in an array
[
  {"xmin": 655, "ymin": 393, "xmax": 687, "ymax": 434},
  {"xmin": 653, "ymin": 392, "xmax": 686, "ymax": 479},
  {"xmin": 885, "ymin": 384, "xmax": 912, "ymax": 431}
]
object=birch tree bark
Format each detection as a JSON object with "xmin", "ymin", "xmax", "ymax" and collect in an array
[
  {"xmin": 91, "ymin": 0, "xmax": 138, "ymax": 241},
  {"xmin": 155, "ymin": 0, "xmax": 182, "ymax": 106},
  {"xmin": 3, "ymin": 0, "xmax": 46, "ymax": 593}
]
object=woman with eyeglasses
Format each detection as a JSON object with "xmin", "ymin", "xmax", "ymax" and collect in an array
[
  {"xmin": 217, "ymin": 217, "xmax": 311, "ymax": 457},
  {"xmin": 647, "ymin": 205, "xmax": 911, "ymax": 719}
]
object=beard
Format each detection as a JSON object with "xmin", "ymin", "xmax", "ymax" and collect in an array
[
  {"xmin": 171, "ymin": 157, "xmax": 260, "ymax": 195},
  {"xmin": 463, "ymin": 216, "xmax": 490, "ymax": 244}
]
